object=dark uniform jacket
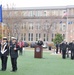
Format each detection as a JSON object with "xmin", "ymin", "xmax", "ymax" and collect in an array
[
  {"xmin": 0, "ymin": 42, "xmax": 9, "ymax": 56},
  {"xmin": 71, "ymin": 43, "xmax": 74, "ymax": 50},
  {"xmin": 59, "ymin": 43, "xmax": 62, "ymax": 49},
  {"xmin": 68, "ymin": 42, "xmax": 72, "ymax": 50},
  {"xmin": 10, "ymin": 43, "xmax": 20, "ymax": 58},
  {"xmin": 61, "ymin": 43, "xmax": 67, "ymax": 51},
  {"xmin": 37, "ymin": 40, "xmax": 43, "ymax": 46}
]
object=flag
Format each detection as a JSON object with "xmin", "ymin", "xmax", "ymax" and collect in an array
[
  {"xmin": 0, "ymin": 5, "xmax": 2, "ymax": 22},
  {"xmin": 62, "ymin": 11, "xmax": 68, "ymax": 18}
]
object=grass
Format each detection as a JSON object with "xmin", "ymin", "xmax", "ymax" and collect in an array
[{"xmin": 0, "ymin": 48, "xmax": 74, "ymax": 75}]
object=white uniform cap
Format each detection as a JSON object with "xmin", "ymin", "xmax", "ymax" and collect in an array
[
  {"xmin": 3, "ymin": 37, "xmax": 7, "ymax": 40},
  {"xmin": 11, "ymin": 37, "xmax": 17, "ymax": 40}
]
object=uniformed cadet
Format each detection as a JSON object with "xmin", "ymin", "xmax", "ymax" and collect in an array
[
  {"xmin": 10, "ymin": 37, "xmax": 20, "ymax": 72},
  {"xmin": 0, "ymin": 37, "xmax": 9, "ymax": 71}
]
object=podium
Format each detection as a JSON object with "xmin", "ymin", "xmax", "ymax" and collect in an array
[{"xmin": 34, "ymin": 45, "xmax": 43, "ymax": 58}]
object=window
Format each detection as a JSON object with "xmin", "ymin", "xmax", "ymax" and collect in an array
[
  {"xmin": 36, "ymin": 23, "xmax": 41, "ymax": 30},
  {"xmin": 60, "ymin": 22, "xmax": 62, "ymax": 31},
  {"xmin": 44, "ymin": 10, "xmax": 48, "ymax": 16},
  {"xmin": 36, "ymin": 33, "xmax": 41, "ymax": 41},
  {"xmin": 52, "ymin": 33, "xmax": 53, "ymax": 38},
  {"xmin": 29, "ymin": 11, "xmax": 33, "ymax": 17},
  {"xmin": 32, "ymin": 11, "xmax": 38, "ymax": 17},
  {"xmin": 21, "ymin": 33, "xmax": 23, "ymax": 40},
  {"xmin": 52, "ymin": 23, "xmax": 56, "ymax": 31},
  {"xmin": 43, "ymin": 33, "xmax": 49, "ymax": 41},
  {"xmin": 43, "ymin": 22, "xmax": 49, "ymax": 30},
  {"xmin": 38, "ymin": 11, "xmax": 42, "ymax": 16},
  {"xmin": 47, "ymin": 34, "xmax": 48, "ymax": 41},
  {"xmin": 28, "ymin": 33, "xmax": 33, "ymax": 41},
  {"xmin": 24, "ymin": 33, "xmax": 26, "ymax": 41},
  {"xmin": 62, "ymin": 24, "xmax": 66, "ymax": 31},
  {"xmin": 21, "ymin": 25, "xmax": 23, "ymax": 29},
  {"xmin": 29, "ymin": 22, "xmax": 33, "ymax": 30},
  {"xmin": 22, "ymin": 11, "xmax": 29, "ymax": 16},
  {"xmin": 36, "ymin": 34, "xmax": 38, "ymax": 41},
  {"xmin": 39, "ymin": 34, "xmax": 41, "ymax": 39},
  {"xmin": 43, "ymin": 34, "xmax": 46, "ymax": 41},
  {"xmin": 28, "ymin": 33, "xmax": 30, "ymax": 41},
  {"xmin": 31, "ymin": 33, "xmax": 33, "ymax": 41},
  {"xmin": 23, "ymin": 23, "xmax": 26, "ymax": 29}
]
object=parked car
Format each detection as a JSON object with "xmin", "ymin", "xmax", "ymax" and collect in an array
[
  {"xmin": 42, "ymin": 43, "xmax": 47, "ymax": 48},
  {"xmin": 30, "ymin": 42, "xmax": 37, "ymax": 48},
  {"xmin": 23, "ymin": 41, "xmax": 29, "ymax": 47}
]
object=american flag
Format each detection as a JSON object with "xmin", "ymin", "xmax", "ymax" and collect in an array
[{"xmin": 62, "ymin": 11, "xmax": 68, "ymax": 18}]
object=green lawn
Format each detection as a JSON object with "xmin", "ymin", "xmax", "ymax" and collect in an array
[{"xmin": 0, "ymin": 49, "xmax": 74, "ymax": 75}]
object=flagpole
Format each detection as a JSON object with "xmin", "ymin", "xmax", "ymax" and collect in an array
[
  {"xmin": 0, "ymin": 23, "xmax": 3, "ymax": 40},
  {"xmin": 0, "ymin": 5, "xmax": 3, "ymax": 40},
  {"xmin": 2, "ymin": 23, "xmax": 3, "ymax": 39},
  {"xmin": 66, "ymin": 9, "xmax": 68, "ymax": 42}
]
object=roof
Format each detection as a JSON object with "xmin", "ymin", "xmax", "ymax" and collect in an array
[{"xmin": 3, "ymin": 5, "xmax": 74, "ymax": 11}]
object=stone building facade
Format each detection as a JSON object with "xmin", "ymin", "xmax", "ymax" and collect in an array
[{"xmin": 2, "ymin": 5, "xmax": 74, "ymax": 42}]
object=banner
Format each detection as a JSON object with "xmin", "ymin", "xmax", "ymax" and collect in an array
[{"xmin": 0, "ymin": 5, "xmax": 2, "ymax": 22}]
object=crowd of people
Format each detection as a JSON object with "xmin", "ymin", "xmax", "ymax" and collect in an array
[
  {"xmin": 0, "ymin": 36, "xmax": 74, "ymax": 72},
  {"xmin": 55, "ymin": 40, "xmax": 74, "ymax": 60},
  {"xmin": 0, "ymin": 37, "xmax": 24, "ymax": 72}
]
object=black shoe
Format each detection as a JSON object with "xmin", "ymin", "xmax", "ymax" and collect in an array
[
  {"xmin": 0, "ymin": 69, "xmax": 2, "ymax": 71},
  {"xmin": 11, "ymin": 70, "xmax": 16, "ymax": 72},
  {"xmin": 2, "ymin": 69, "xmax": 6, "ymax": 71},
  {"xmin": 0, "ymin": 69, "xmax": 6, "ymax": 71},
  {"xmin": 15, "ymin": 68, "xmax": 17, "ymax": 71}
]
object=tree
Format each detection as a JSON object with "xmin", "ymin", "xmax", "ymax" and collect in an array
[
  {"xmin": 53, "ymin": 33, "xmax": 64, "ymax": 44},
  {"xmin": 3, "ymin": 4, "xmax": 23, "ymax": 41},
  {"xmin": 40, "ymin": 16, "xmax": 60, "ymax": 42}
]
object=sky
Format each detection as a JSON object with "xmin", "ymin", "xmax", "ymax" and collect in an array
[{"xmin": 0, "ymin": 0, "xmax": 74, "ymax": 8}]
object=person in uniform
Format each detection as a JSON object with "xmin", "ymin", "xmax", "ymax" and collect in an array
[
  {"xmin": 61, "ymin": 40, "xmax": 67, "ymax": 59},
  {"xmin": 10, "ymin": 37, "xmax": 20, "ymax": 72},
  {"xmin": 59, "ymin": 42, "xmax": 62, "ymax": 53},
  {"xmin": 71, "ymin": 40, "xmax": 74, "ymax": 60},
  {"xmin": 37, "ymin": 38, "xmax": 43, "ymax": 46},
  {"xmin": 0, "ymin": 37, "xmax": 9, "ymax": 71},
  {"xmin": 55, "ymin": 42, "xmax": 59, "ymax": 54}
]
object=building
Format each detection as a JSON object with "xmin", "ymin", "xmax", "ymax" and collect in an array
[{"xmin": 2, "ymin": 5, "xmax": 74, "ymax": 42}]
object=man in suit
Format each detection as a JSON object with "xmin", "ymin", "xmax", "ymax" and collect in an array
[
  {"xmin": 59, "ymin": 43, "xmax": 62, "ymax": 53},
  {"xmin": 61, "ymin": 40, "xmax": 67, "ymax": 59},
  {"xmin": 71, "ymin": 40, "xmax": 74, "ymax": 60},
  {"xmin": 10, "ymin": 37, "xmax": 20, "ymax": 72},
  {"xmin": 0, "ymin": 37, "xmax": 9, "ymax": 71},
  {"xmin": 56, "ymin": 42, "xmax": 59, "ymax": 54}
]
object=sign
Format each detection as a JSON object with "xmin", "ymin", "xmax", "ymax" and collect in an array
[{"xmin": 36, "ymin": 47, "xmax": 40, "ymax": 52}]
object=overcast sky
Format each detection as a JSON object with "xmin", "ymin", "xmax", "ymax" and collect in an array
[{"xmin": 0, "ymin": 0, "xmax": 74, "ymax": 8}]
